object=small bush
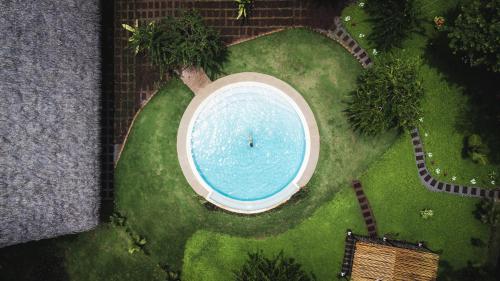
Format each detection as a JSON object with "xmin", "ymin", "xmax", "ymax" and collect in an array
[
  {"xmin": 345, "ymin": 53, "xmax": 424, "ymax": 135},
  {"xmin": 234, "ymin": 251, "xmax": 316, "ymax": 281},
  {"xmin": 123, "ymin": 10, "xmax": 227, "ymax": 76},
  {"xmin": 465, "ymin": 134, "xmax": 490, "ymax": 165},
  {"xmin": 474, "ymin": 198, "xmax": 500, "ymax": 226},
  {"xmin": 366, "ymin": 0, "xmax": 421, "ymax": 50},
  {"xmin": 447, "ymin": 0, "xmax": 500, "ymax": 72},
  {"xmin": 420, "ymin": 209, "xmax": 434, "ymax": 219}
]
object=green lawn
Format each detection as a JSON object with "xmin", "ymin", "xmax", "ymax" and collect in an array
[
  {"xmin": 2, "ymin": 5, "xmax": 495, "ymax": 279},
  {"xmin": 64, "ymin": 28, "xmax": 397, "ymax": 279},
  {"xmin": 342, "ymin": 0, "xmax": 499, "ymax": 188}
]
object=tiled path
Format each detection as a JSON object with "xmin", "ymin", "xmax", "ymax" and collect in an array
[
  {"xmin": 410, "ymin": 128, "xmax": 500, "ymax": 200},
  {"xmin": 352, "ymin": 180, "xmax": 377, "ymax": 237},
  {"xmin": 315, "ymin": 17, "xmax": 373, "ymax": 68}
]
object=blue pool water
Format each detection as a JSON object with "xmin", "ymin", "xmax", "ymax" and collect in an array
[{"xmin": 190, "ymin": 82, "xmax": 307, "ymax": 201}]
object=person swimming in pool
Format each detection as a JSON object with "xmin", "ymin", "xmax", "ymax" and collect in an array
[{"xmin": 248, "ymin": 134, "xmax": 254, "ymax": 147}]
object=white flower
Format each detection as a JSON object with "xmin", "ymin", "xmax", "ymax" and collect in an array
[
  {"xmin": 419, "ymin": 117, "xmax": 424, "ymax": 123},
  {"xmin": 359, "ymin": 2, "xmax": 365, "ymax": 7},
  {"xmin": 424, "ymin": 132, "xmax": 429, "ymax": 137},
  {"xmin": 452, "ymin": 176, "xmax": 457, "ymax": 181},
  {"xmin": 470, "ymin": 178, "xmax": 476, "ymax": 185},
  {"xmin": 372, "ymin": 49, "xmax": 378, "ymax": 56},
  {"xmin": 427, "ymin": 152, "xmax": 433, "ymax": 158},
  {"xmin": 435, "ymin": 168, "xmax": 441, "ymax": 175},
  {"xmin": 492, "ymin": 180, "xmax": 496, "ymax": 185},
  {"xmin": 344, "ymin": 16, "xmax": 351, "ymax": 22},
  {"xmin": 359, "ymin": 33, "xmax": 365, "ymax": 38}
]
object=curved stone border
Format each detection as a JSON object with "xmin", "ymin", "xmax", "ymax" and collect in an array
[
  {"xmin": 113, "ymin": 89, "xmax": 161, "ymax": 167},
  {"xmin": 314, "ymin": 17, "xmax": 373, "ymax": 68},
  {"xmin": 410, "ymin": 128, "xmax": 500, "ymax": 200},
  {"xmin": 177, "ymin": 72, "xmax": 320, "ymax": 214}
]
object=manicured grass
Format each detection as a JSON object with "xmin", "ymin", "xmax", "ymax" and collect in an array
[
  {"xmin": 21, "ymin": 16, "xmax": 491, "ymax": 280},
  {"xmin": 104, "ymin": 27, "xmax": 396, "ymax": 275},
  {"xmin": 64, "ymin": 225, "xmax": 165, "ymax": 281},
  {"xmin": 342, "ymin": 0, "xmax": 500, "ymax": 188},
  {"xmin": 180, "ymin": 2, "xmax": 496, "ymax": 280},
  {"xmin": 183, "ymin": 188, "xmax": 366, "ymax": 281}
]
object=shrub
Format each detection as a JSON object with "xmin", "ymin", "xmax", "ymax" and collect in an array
[
  {"xmin": 235, "ymin": 0, "xmax": 252, "ymax": 20},
  {"xmin": 420, "ymin": 209, "xmax": 434, "ymax": 219},
  {"xmin": 465, "ymin": 134, "xmax": 490, "ymax": 165},
  {"xmin": 345, "ymin": 53, "xmax": 424, "ymax": 135},
  {"xmin": 234, "ymin": 251, "xmax": 316, "ymax": 281},
  {"xmin": 365, "ymin": 0, "xmax": 421, "ymax": 50},
  {"xmin": 474, "ymin": 198, "xmax": 500, "ymax": 226},
  {"xmin": 447, "ymin": 0, "xmax": 500, "ymax": 72},
  {"xmin": 123, "ymin": 10, "xmax": 227, "ymax": 76}
]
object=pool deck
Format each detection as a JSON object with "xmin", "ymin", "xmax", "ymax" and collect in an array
[{"xmin": 177, "ymin": 72, "xmax": 320, "ymax": 214}]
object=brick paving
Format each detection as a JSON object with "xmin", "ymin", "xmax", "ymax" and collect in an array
[{"xmin": 113, "ymin": 0, "xmax": 345, "ymax": 145}]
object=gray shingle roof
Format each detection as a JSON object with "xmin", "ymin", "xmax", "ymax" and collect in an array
[{"xmin": 0, "ymin": 0, "xmax": 101, "ymax": 247}]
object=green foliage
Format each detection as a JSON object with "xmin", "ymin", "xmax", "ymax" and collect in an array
[
  {"xmin": 420, "ymin": 209, "xmax": 434, "ymax": 219},
  {"xmin": 235, "ymin": 0, "xmax": 252, "ymax": 20},
  {"xmin": 345, "ymin": 53, "xmax": 424, "ymax": 135},
  {"xmin": 466, "ymin": 134, "xmax": 490, "ymax": 165},
  {"xmin": 366, "ymin": 0, "xmax": 421, "ymax": 50},
  {"xmin": 447, "ymin": 0, "xmax": 500, "ymax": 72},
  {"xmin": 123, "ymin": 10, "xmax": 227, "ymax": 76},
  {"xmin": 161, "ymin": 264, "xmax": 182, "ymax": 281},
  {"xmin": 474, "ymin": 198, "xmax": 500, "ymax": 226},
  {"xmin": 110, "ymin": 212, "xmax": 148, "ymax": 255},
  {"xmin": 234, "ymin": 251, "xmax": 316, "ymax": 281}
]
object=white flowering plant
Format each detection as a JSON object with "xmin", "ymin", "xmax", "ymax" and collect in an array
[{"xmin": 420, "ymin": 209, "xmax": 434, "ymax": 219}]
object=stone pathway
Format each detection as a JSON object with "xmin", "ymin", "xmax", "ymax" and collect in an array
[
  {"xmin": 315, "ymin": 17, "xmax": 373, "ymax": 68},
  {"xmin": 179, "ymin": 66, "xmax": 212, "ymax": 95},
  {"xmin": 410, "ymin": 128, "xmax": 500, "ymax": 200},
  {"xmin": 352, "ymin": 180, "xmax": 377, "ymax": 237}
]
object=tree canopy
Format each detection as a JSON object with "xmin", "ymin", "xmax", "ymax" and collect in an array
[
  {"xmin": 447, "ymin": 0, "xmax": 500, "ymax": 72},
  {"xmin": 123, "ymin": 10, "xmax": 227, "ymax": 76},
  {"xmin": 345, "ymin": 53, "xmax": 424, "ymax": 135},
  {"xmin": 234, "ymin": 251, "xmax": 316, "ymax": 281}
]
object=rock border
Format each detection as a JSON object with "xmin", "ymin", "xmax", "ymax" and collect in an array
[
  {"xmin": 410, "ymin": 128, "xmax": 500, "ymax": 200},
  {"xmin": 314, "ymin": 17, "xmax": 373, "ymax": 68}
]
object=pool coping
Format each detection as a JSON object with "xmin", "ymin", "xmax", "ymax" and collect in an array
[{"xmin": 177, "ymin": 72, "xmax": 320, "ymax": 214}]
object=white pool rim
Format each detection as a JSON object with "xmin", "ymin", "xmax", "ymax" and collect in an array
[{"xmin": 177, "ymin": 72, "xmax": 320, "ymax": 214}]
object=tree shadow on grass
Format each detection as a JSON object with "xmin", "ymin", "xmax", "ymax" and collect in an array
[
  {"xmin": 0, "ymin": 236, "xmax": 77, "ymax": 281},
  {"xmin": 438, "ymin": 260, "xmax": 498, "ymax": 281},
  {"xmin": 423, "ymin": 21, "xmax": 500, "ymax": 164}
]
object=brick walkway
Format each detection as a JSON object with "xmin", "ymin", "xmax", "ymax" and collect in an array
[
  {"xmin": 113, "ymin": 0, "xmax": 345, "ymax": 145},
  {"xmin": 352, "ymin": 180, "xmax": 377, "ymax": 237},
  {"xmin": 315, "ymin": 17, "xmax": 373, "ymax": 68}
]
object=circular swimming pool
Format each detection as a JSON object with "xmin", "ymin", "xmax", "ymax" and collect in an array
[{"xmin": 177, "ymin": 73, "xmax": 319, "ymax": 213}]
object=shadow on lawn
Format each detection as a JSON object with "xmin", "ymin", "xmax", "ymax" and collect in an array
[
  {"xmin": 424, "ymin": 26, "xmax": 500, "ymax": 164},
  {"xmin": 0, "ymin": 237, "xmax": 76, "ymax": 281},
  {"xmin": 438, "ymin": 260, "xmax": 498, "ymax": 281}
]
